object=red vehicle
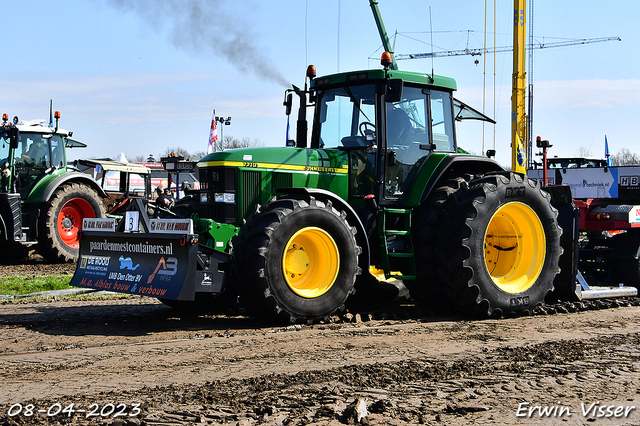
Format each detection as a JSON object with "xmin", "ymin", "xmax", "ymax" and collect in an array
[{"xmin": 528, "ymin": 157, "xmax": 640, "ymax": 292}]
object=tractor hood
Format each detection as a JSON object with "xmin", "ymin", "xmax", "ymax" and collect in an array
[{"xmin": 198, "ymin": 147, "xmax": 350, "ymax": 174}]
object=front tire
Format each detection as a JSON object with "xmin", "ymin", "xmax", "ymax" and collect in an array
[
  {"xmin": 38, "ymin": 183, "xmax": 106, "ymax": 263},
  {"xmin": 232, "ymin": 196, "xmax": 360, "ymax": 324},
  {"xmin": 436, "ymin": 172, "xmax": 562, "ymax": 317}
]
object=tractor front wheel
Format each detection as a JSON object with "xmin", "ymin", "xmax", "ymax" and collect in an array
[
  {"xmin": 233, "ymin": 196, "xmax": 360, "ymax": 324},
  {"xmin": 38, "ymin": 183, "xmax": 106, "ymax": 263}
]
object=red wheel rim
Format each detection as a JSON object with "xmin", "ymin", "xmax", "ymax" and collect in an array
[{"xmin": 57, "ymin": 197, "xmax": 97, "ymax": 248}]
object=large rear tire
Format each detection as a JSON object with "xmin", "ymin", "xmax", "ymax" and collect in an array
[
  {"xmin": 232, "ymin": 196, "xmax": 360, "ymax": 324},
  {"xmin": 38, "ymin": 183, "xmax": 106, "ymax": 263},
  {"xmin": 436, "ymin": 172, "xmax": 562, "ymax": 317},
  {"xmin": 408, "ymin": 174, "xmax": 471, "ymax": 314}
]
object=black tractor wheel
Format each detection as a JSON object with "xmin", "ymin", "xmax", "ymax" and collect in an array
[
  {"xmin": 38, "ymin": 183, "xmax": 106, "ymax": 263},
  {"xmin": 407, "ymin": 174, "xmax": 472, "ymax": 314},
  {"xmin": 436, "ymin": 172, "xmax": 562, "ymax": 317},
  {"xmin": 232, "ymin": 195, "xmax": 360, "ymax": 324}
]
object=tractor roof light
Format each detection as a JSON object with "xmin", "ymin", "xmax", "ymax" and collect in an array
[
  {"xmin": 54, "ymin": 111, "xmax": 61, "ymax": 119},
  {"xmin": 306, "ymin": 65, "xmax": 317, "ymax": 80},
  {"xmin": 381, "ymin": 52, "xmax": 392, "ymax": 69},
  {"xmin": 2, "ymin": 113, "xmax": 7, "ymax": 122}
]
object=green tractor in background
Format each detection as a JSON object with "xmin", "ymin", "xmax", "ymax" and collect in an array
[{"xmin": 0, "ymin": 112, "xmax": 105, "ymax": 262}]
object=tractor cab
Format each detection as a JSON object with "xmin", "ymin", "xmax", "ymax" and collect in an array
[
  {"xmin": 295, "ymin": 55, "xmax": 494, "ymax": 208},
  {"xmin": 0, "ymin": 115, "xmax": 85, "ymax": 198},
  {"xmin": 11, "ymin": 131, "xmax": 66, "ymax": 197},
  {"xmin": 310, "ymin": 77, "xmax": 456, "ymax": 200}
]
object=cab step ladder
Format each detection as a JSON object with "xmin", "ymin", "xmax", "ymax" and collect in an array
[{"xmin": 378, "ymin": 208, "xmax": 416, "ymax": 280}]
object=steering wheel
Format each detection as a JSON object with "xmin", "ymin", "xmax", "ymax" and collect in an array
[{"xmin": 359, "ymin": 121, "xmax": 375, "ymax": 137}]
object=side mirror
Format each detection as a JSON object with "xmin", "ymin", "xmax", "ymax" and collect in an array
[
  {"xmin": 283, "ymin": 93, "xmax": 293, "ymax": 116},
  {"xmin": 536, "ymin": 136, "xmax": 552, "ymax": 149},
  {"xmin": 386, "ymin": 79, "xmax": 403, "ymax": 103},
  {"xmin": 8, "ymin": 127, "xmax": 19, "ymax": 149},
  {"xmin": 486, "ymin": 149, "xmax": 496, "ymax": 158}
]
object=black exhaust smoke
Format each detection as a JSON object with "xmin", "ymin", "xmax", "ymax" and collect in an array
[{"xmin": 107, "ymin": 0, "xmax": 289, "ymax": 87}]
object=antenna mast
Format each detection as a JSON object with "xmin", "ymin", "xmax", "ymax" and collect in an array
[{"xmin": 527, "ymin": 0, "xmax": 535, "ymax": 169}]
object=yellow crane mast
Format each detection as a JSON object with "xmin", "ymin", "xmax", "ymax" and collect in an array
[{"xmin": 512, "ymin": 0, "xmax": 527, "ymax": 173}]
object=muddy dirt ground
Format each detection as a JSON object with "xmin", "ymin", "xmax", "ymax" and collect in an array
[{"xmin": 0, "ymin": 259, "xmax": 639, "ymax": 425}]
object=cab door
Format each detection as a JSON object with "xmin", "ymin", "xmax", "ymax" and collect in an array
[
  {"xmin": 14, "ymin": 133, "xmax": 54, "ymax": 197},
  {"xmin": 382, "ymin": 86, "xmax": 430, "ymax": 199},
  {"xmin": 382, "ymin": 87, "xmax": 456, "ymax": 201}
]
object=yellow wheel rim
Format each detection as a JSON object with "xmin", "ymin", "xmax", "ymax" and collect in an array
[
  {"xmin": 282, "ymin": 227, "xmax": 340, "ymax": 298},
  {"xmin": 484, "ymin": 202, "xmax": 545, "ymax": 294}
]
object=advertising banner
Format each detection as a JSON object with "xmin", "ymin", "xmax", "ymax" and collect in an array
[
  {"xmin": 529, "ymin": 166, "xmax": 640, "ymax": 201},
  {"xmin": 71, "ymin": 231, "xmax": 197, "ymax": 300}
]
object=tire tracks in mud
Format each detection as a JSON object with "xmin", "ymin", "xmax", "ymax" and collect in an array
[
  {"xmin": 1, "ymin": 332, "xmax": 639, "ymax": 425},
  {"xmin": 0, "ymin": 297, "xmax": 640, "ymax": 425}
]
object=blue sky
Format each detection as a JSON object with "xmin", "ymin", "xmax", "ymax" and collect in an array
[{"xmin": 3, "ymin": 1, "xmax": 638, "ymax": 168}]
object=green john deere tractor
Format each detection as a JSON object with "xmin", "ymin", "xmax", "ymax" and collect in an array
[
  {"xmin": 72, "ymin": 54, "xmax": 563, "ymax": 324},
  {"xmin": 227, "ymin": 59, "xmax": 561, "ymax": 321},
  {"xmin": 0, "ymin": 113, "xmax": 106, "ymax": 262}
]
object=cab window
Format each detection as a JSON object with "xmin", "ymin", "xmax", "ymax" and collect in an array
[
  {"xmin": 315, "ymin": 83, "xmax": 376, "ymax": 149},
  {"xmin": 430, "ymin": 91, "xmax": 455, "ymax": 152}
]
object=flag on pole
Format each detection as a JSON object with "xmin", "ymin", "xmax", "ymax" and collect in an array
[
  {"xmin": 285, "ymin": 115, "xmax": 291, "ymax": 144},
  {"xmin": 49, "ymin": 100, "xmax": 53, "ymax": 128},
  {"xmin": 513, "ymin": 131, "xmax": 526, "ymax": 174},
  {"xmin": 605, "ymin": 135, "xmax": 612, "ymax": 166},
  {"xmin": 207, "ymin": 110, "xmax": 218, "ymax": 155}
]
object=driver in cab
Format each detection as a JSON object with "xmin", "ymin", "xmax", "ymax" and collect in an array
[{"xmin": 22, "ymin": 137, "xmax": 49, "ymax": 166}]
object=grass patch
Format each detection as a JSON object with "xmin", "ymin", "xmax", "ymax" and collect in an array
[{"xmin": 0, "ymin": 275, "xmax": 74, "ymax": 296}]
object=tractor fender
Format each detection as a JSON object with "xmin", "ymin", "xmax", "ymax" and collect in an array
[
  {"xmin": 417, "ymin": 154, "xmax": 504, "ymax": 205},
  {"xmin": 276, "ymin": 187, "xmax": 370, "ymax": 270},
  {"xmin": 37, "ymin": 171, "xmax": 106, "ymax": 203}
]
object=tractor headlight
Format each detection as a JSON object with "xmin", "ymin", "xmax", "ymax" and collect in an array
[
  {"xmin": 214, "ymin": 192, "xmax": 235, "ymax": 203},
  {"xmin": 200, "ymin": 192, "xmax": 208, "ymax": 203}
]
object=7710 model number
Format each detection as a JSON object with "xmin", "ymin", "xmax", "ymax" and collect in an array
[{"xmin": 7, "ymin": 402, "xmax": 141, "ymax": 418}]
